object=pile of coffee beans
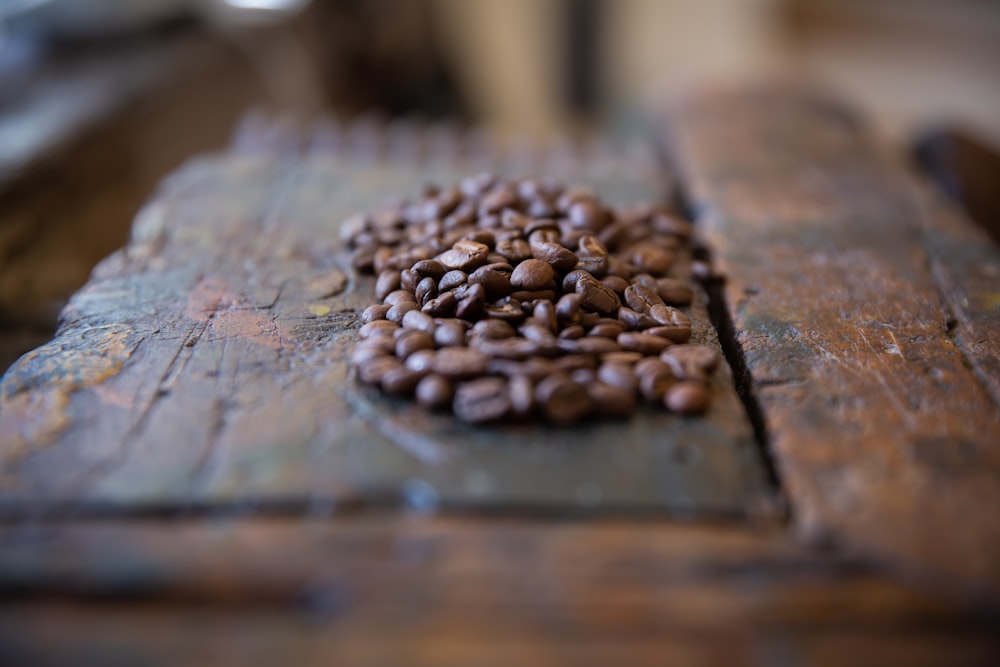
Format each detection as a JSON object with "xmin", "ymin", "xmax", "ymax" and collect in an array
[{"xmin": 344, "ymin": 173, "xmax": 720, "ymax": 425}]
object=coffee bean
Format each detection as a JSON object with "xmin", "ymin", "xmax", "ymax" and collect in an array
[
  {"xmin": 422, "ymin": 292, "xmax": 457, "ymax": 317},
  {"xmin": 536, "ymin": 376, "xmax": 592, "ymax": 425},
  {"xmin": 617, "ymin": 332, "xmax": 672, "ymax": 355},
  {"xmin": 469, "ymin": 264, "xmax": 514, "ymax": 299},
  {"xmin": 456, "ymin": 282, "xmax": 487, "ymax": 320},
  {"xmin": 361, "ymin": 304, "xmax": 392, "ymax": 324},
  {"xmin": 439, "ymin": 240, "xmax": 490, "ymax": 271},
  {"xmin": 454, "ymin": 377, "xmax": 511, "ymax": 423},
  {"xmin": 623, "ymin": 284, "xmax": 664, "ymax": 314},
  {"xmin": 395, "ymin": 329, "xmax": 435, "ymax": 359},
  {"xmin": 597, "ymin": 362, "xmax": 637, "ymax": 393},
  {"xmin": 383, "ymin": 290, "xmax": 416, "ymax": 307},
  {"xmin": 533, "ymin": 301, "xmax": 558, "ymax": 331},
  {"xmin": 601, "ymin": 275, "xmax": 629, "ymax": 295},
  {"xmin": 589, "ymin": 321, "xmax": 626, "ymax": 339},
  {"xmin": 531, "ymin": 241, "xmax": 579, "ymax": 272},
  {"xmin": 414, "ymin": 276, "xmax": 438, "ymax": 306},
  {"xmin": 558, "ymin": 324, "xmax": 585, "ymax": 339},
  {"xmin": 617, "ymin": 306, "xmax": 658, "ymax": 331},
  {"xmin": 399, "ymin": 268, "xmax": 421, "ymax": 293},
  {"xmin": 661, "ymin": 345, "xmax": 719, "ymax": 380},
  {"xmin": 510, "ymin": 259, "xmax": 555, "ymax": 291},
  {"xmin": 439, "ymin": 270, "xmax": 467, "ymax": 291},
  {"xmin": 575, "ymin": 275, "xmax": 621, "ymax": 314},
  {"xmin": 485, "ymin": 301, "xmax": 527, "ymax": 323},
  {"xmin": 639, "ymin": 362, "xmax": 677, "ymax": 402},
  {"xmin": 495, "ymin": 239, "xmax": 532, "ymax": 264},
  {"xmin": 416, "ymin": 374, "xmax": 454, "ymax": 410},
  {"xmin": 434, "ymin": 320, "xmax": 466, "ymax": 347},
  {"xmin": 375, "ymin": 271, "xmax": 401, "ymax": 300},
  {"xmin": 510, "ymin": 289, "xmax": 555, "ymax": 302},
  {"xmin": 350, "ymin": 344, "xmax": 390, "ymax": 367},
  {"xmin": 601, "ymin": 351, "xmax": 643, "ymax": 365},
  {"xmin": 566, "ymin": 336, "xmax": 621, "ymax": 355},
  {"xmin": 472, "ymin": 318, "xmax": 516, "ymax": 339},
  {"xmin": 412, "ymin": 259, "xmax": 446, "ymax": 279},
  {"xmin": 401, "ymin": 309, "xmax": 436, "ymax": 333},
  {"xmin": 405, "ymin": 349, "xmax": 437, "ymax": 372},
  {"xmin": 664, "ymin": 381, "xmax": 710, "ymax": 415},
  {"xmin": 508, "ymin": 375, "xmax": 536, "ymax": 418},
  {"xmin": 357, "ymin": 355, "xmax": 401, "ymax": 385},
  {"xmin": 567, "ymin": 200, "xmax": 609, "ymax": 230},
  {"xmin": 432, "ymin": 347, "xmax": 490, "ymax": 379},
  {"xmin": 589, "ymin": 382, "xmax": 636, "ymax": 419},
  {"xmin": 630, "ymin": 246, "xmax": 674, "ymax": 276},
  {"xmin": 359, "ymin": 320, "xmax": 399, "ymax": 339},
  {"xmin": 656, "ymin": 278, "xmax": 694, "ymax": 305},
  {"xmin": 648, "ymin": 305, "xmax": 692, "ymax": 342},
  {"xmin": 381, "ymin": 366, "xmax": 427, "ymax": 396}
]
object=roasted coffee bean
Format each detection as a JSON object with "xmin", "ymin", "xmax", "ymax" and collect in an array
[
  {"xmin": 533, "ymin": 301, "xmax": 558, "ymax": 331},
  {"xmin": 558, "ymin": 324, "xmax": 585, "ymax": 339},
  {"xmin": 395, "ymin": 329, "xmax": 435, "ymax": 359},
  {"xmin": 401, "ymin": 309, "xmax": 435, "ymax": 333},
  {"xmin": 472, "ymin": 318, "xmax": 516, "ymax": 339},
  {"xmin": 351, "ymin": 246, "xmax": 377, "ymax": 271},
  {"xmin": 456, "ymin": 283, "xmax": 487, "ymax": 320},
  {"xmin": 359, "ymin": 319, "xmax": 399, "ymax": 339},
  {"xmin": 536, "ymin": 376, "xmax": 592, "ymax": 425},
  {"xmin": 656, "ymin": 278, "xmax": 694, "ymax": 305},
  {"xmin": 381, "ymin": 366, "xmax": 427, "ymax": 396},
  {"xmin": 416, "ymin": 374, "xmax": 454, "ymax": 410},
  {"xmin": 617, "ymin": 306, "xmax": 657, "ymax": 330},
  {"xmin": 434, "ymin": 320, "xmax": 466, "ymax": 347},
  {"xmin": 464, "ymin": 229, "xmax": 496, "ymax": 249},
  {"xmin": 589, "ymin": 321, "xmax": 626, "ymax": 339},
  {"xmin": 468, "ymin": 264, "xmax": 514, "ymax": 299},
  {"xmin": 486, "ymin": 301, "xmax": 528, "ymax": 323},
  {"xmin": 551, "ymin": 355, "xmax": 597, "ymax": 373},
  {"xmin": 511, "ymin": 259, "xmax": 555, "ymax": 290},
  {"xmin": 415, "ymin": 276, "xmax": 438, "ymax": 305},
  {"xmin": 661, "ymin": 345, "xmax": 719, "ymax": 380},
  {"xmin": 601, "ymin": 275, "xmax": 629, "ymax": 295},
  {"xmin": 565, "ymin": 336, "xmax": 621, "ymax": 355},
  {"xmin": 561, "ymin": 269, "xmax": 590, "ymax": 293},
  {"xmin": 495, "ymin": 239, "xmax": 532, "ymax": 264},
  {"xmin": 357, "ymin": 355, "xmax": 401, "ymax": 385},
  {"xmin": 589, "ymin": 382, "xmax": 636, "ymax": 419},
  {"xmin": 432, "ymin": 347, "xmax": 490, "ymax": 379},
  {"xmin": 422, "ymin": 292, "xmax": 457, "ymax": 317},
  {"xmin": 439, "ymin": 270, "xmax": 467, "ymax": 291},
  {"xmin": 383, "ymin": 290, "xmax": 416, "ymax": 307},
  {"xmin": 664, "ymin": 381, "xmax": 710, "ymax": 415},
  {"xmin": 617, "ymin": 332, "xmax": 672, "ymax": 355},
  {"xmin": 531, "ymin": 241, "xmax": 578, "ymax": 272},
  {"xmin": 411, "ymin": 259, "xmax": 446, "ymax": 280},
  {"xmin": 405, "ymin": 349, "xmax": 437, "ymax": 373},
  {"xmin": 598, "ymin": 362, "xmax": 638, "ymax": 392},
  {"xmin": 651, "ymin": 213, "xmax": 693, "ymax": 239},
  {"xmin": 508, "ymin": 375, "xmax": 536, "ymax": 418},
  {"xmin": 623, "ymin": 284, "xmax": 665, "ymax": 314},
  {"xmin": 361, "ymin": 304, "xmax": 391, "ymax": 324},
  {"xmin": 630, "ymin": 246, "xmax": 674, "ymax": 276},
  {"xmin": 639, "ymin": 361, "xmax": 677, "ymax": 402},
  {"xmin": 399, "ymin": 268, "xmax": 421, "ymax": 293},
  {"xmin": 571, "ymin": 368, "xmax": 597, "ymax": 384},
  {"xmin": 510, "ymin": 289, "xmax": 555, "ymax": 302},
  {"xmin": 567, "ymin": 200, "xmax": 608, "ymax": 230},
  {"xmin": 602, "ymin": 351, "xmax": 643, "ymax": 365},
  {"xmin": 648, "ymin": 305, "xmax": 692, "ymax": 342},
  {"xmin": 350, "ymin": 344, "xmax": 390, "ymax": 367},
  {"xmin": 439, "ymin": 240, "xmax": 490, "ymax": 271},
  {"xmin": 575, "ymin": 275, "xmax": 621, "ymax": 314},
  {"xmin": 475, "ymin": 337, "xmax": 546, "ymax": 360},
  {"xmin": 454, "ymin": 377, "xmax": 511, "ymax": 423},
  {"xmin": 375, "ymin": 271, "xmax": 401, "ymax": 300},
  {"xmin": 554, "ymin": 293, "xmax": 582, "ymax": 323}
]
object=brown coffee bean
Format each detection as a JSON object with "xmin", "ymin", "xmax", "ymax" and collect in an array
[
  {"xmin": 589, "ymin": 382, "xmax": 636, "ymax": 419},
  {"xmin": 416, "ymin": 374, "xmax": 454, "ymax": 410},
  {"xmin": 664, "ymin": 381, "xmax": 710, "ymax": 415},
  {"xmin": 575, "ymin": 275, "xmax": 621, "ymax": 315},
  {"xmin": 405, "ymin": 349, "xmax": 437, "ymax": 372},
  {"xmin": 468, "ymin": 264, "xmax": 514, "ymax": 299},
  {"xmin": 456, "ymin": 283, "xmax": 486, "ymax": 320},
  {"xmin": 383, "ymin": 290, "xmax": 416, "ymax": 307},
  {"xmin": 472, "ymin": 318, "xmax": 516, "ymax": 339},
  {"xmin": 453, "ymin": 377, "xmax": 511, "ymax": 423},
  {"xmin": 532, "ymin": 301, "xmax": 557, "ymax": 331},
  {"xmin": 475, "ymin": 337, "xmax": 545, "ymax": 360},
  {"xmin": 439, "ymin": 240, "xmax": 490, "ymax": 271},
  {"xmin": 588, "ymin": 321, "xmax": 626, "ymax": 339},
  {"xmin": 648, "ymin": 305, "xmax": 692, "ymax": 342},
  {"xmin": 464, "ymin": 229, "xmax": 496, "ymax": 249},
  {"xmin": 567, "ymin": 200, "xmax": 609, "ymax": 230},
  {"xmin": 508, "ymin": 375, "xmax": 536, "ymax": 418},
  {"xmin": 359, "ymin": 319, "xmax": 399, "ymax": 339},
  {"xmin": 422, "ymin": 292, "xmax": 457, "ymax": 317},
  {"xmin": 479, "ymin": 186, "xmax": 518, "ymax": 214},
  {"xmin": 351, "ymin": 246, "xmax": 377, "ymax": 272},
  {"xmin": 601, "ymin": 275, "xmax": 629, "ymax": 295},
  {"xmin": 439, "ymin": 270, "xmax": 467, "ymax": 291},
  {"xmin": 561, "ymin": 269, "xmax": 590, "ymax": 293},
  {"xmin": 511, "ymin": 259, "xmax": 555, "ymax": 290},
  {"xmin": 567, "ymin": 336, "xmax": 621, "ymax": 355},
  {"xmin": 434, "ymin": 320, "xmax": 466, "ymax": 347},
  {"xmin": 510, "ymin": 289, "xmax": 556, "ymax": 302},
  {"xmin": 375, "ymin": 271, "xmax": 401, "ymax": 300},
  {"xmin": 623, "ymin": 284, "xmax": 665, "ymax": 314},
  {"xmin": 357, "ymin": 355, "xmax": 402, "ymax": 385},
  {"xmin": 432, "ymin": 347, "xmax": 490, "ymax": 379},
  {"xmin": 617, "ymin": 306, "xmax": 657, "ymax": 331},
  {"xmin": 414, "ymin": 276, "xmax": 438, "ymax": 305},
  {"xmin": 495, "ymin": 239, "xmax": 532, "ymax": 264},
  {"xmin": 381, "ymin": 366, "xmax": 427, "ymax": 396},
  {"xmin": 411, "ymin": 259, "xmax": 446, "ymax": 279},
  {"xmin": 602, "ymin": 351, "xmax": 643, "ymax": 365},
  {"xmin": 651, "ymin": 213, "xmax": 693, "ymax": 239},
  {"xmin": 630, "ymin": 246, "xmax": 674, "ymax": 276},
  {"xmin": 597, "ymin": 362, "xmax": 638, "ymax": 392},
  {"xmin": 486, "ymin": 301, "xmax": 527, "ymax": 323},
  {"xmin": 617, "ymin": 332, "xmax": 672, "ymax": 355},
  {"xmin": 350, "ymin": 344, "xmax": 389, "ymax": 367},
  {"xmin": 656, "ymin": 278, "xmax": 694, "ymax": 305},
  {"xmin": 361, "ymin": 304, "xmax": 391, "ymax": 324},
  {"xmin": 536, "ymin": 376, "xmax": 592, "ymax": 425},
  {"xmin": 399, "ymin": 269, "xmax": 421, "ymax": 293},
  {"xmin": 395, "ymin": 329, "xmax": 435, "ymax": 359},
  {"xmin": 531, "ymin": 241, "xmax": 578, "ymax": 272},
  {"xmin": 639, "ymin": 362, "xmax": 677, "ymax": 402},
  {"xmin": 401, "ymin": 309, "xmax": 436, "ymax": 333},
  {"xmin": 661, "ymin": 345, "xmax": 720, "ymax": 380}
]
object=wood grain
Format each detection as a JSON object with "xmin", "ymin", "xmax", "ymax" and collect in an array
[
  {"xmin": 0, "ymin": 516, "xmax": 997, "ymax": 667},
  {"xmin": 666, "ymin": 87, "xmax": 1000, "ymax": 595},
  {"xmin": 0, "ymin": 130, "xmax": 768, "ymax": 516}
]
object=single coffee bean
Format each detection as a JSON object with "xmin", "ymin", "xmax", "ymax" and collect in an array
[
  {"xmin": 664, "ymin": 380, "xmax": 711, "ymax": 415},
  {"xmin": 411, "ymin": 259, "xmax": 446, "ymax": 280},
  {"xmin": 575, "ymin": 254, "xmax": 609, "ymax": 277},
  {"xmin": 656, "ymin": 278, "xmax": 694, "ymax": 305},
  {"xmin": 571, "ymin": 368, "xmax": 597, "ymax": 384},
  {"xmin": 602, "ymin": 351, "xmax": 643, "ymax": 365},
  {"xmin": 414, "ymin": 276, "xmax": 438, "ymax": 306},
  {"xmin": 395, "ymin": 329, "xmax": 435, "ymax": 359},
  {"xmin": 598, "ymin": 362, "xmax": 638, "ymax": 392},
  {"xmin": 639, "ymin": 362, "xmax": 677, "ymax": 402},
  {"xmin": 495, "ymin": 239, "xmax": 532, "ymax": 264},
  {"xmin": 416, "ymin": 374, "xmax": 454, "ymax": 410},
  {"xmin": 575, "ymin": 275, "xmax": 621, "ymax": 315},
  {"xmin": 434, "ymin": 320, "xmax": 466, "ymax": 347},
  {"xmin": 661, "ymin": 345, "xmax": 720, "ymax": 380},
  {"xmin": 510, "ymin": 289, "xmax": 555, "ymax": 302},
  {"xmin": 617, "ymin": 306, "xmax": 658, "ymax": 330},
  {"xmin": 455, "ymin": 282, "xmax": 487, "ymax": 320},
  {"xmin": 383, "ymin": 290, "xmax": 417, "ymax": 307},
  {"xmin": 601, "ymin": 275, "xmax": 629, "ymax": 295},
  {"xmin": 439, "ymin": 270, "xmax": 467, "ymax": 291},
  {"xmin": 533, "ymin": 301, "xmax": 558, "ymax": 331},
  {"xmin": 558, "ymin": 324, "xmax": 585, "ymax": 340},
  {"xmin": 508, "ymin": 375, "xmax": 536, "ymax": 418},
  {"xmin": 359, "ymin": 319, "xmax": 399, "ymax": 339},
  {"xmin": 438, "ymin": 240, "xmax": 490, "ymax": 271},
  {"xmin": 511, "ymin": 259, "xmax": 555, "ymax": 290},
  {"xmin": 474, "ymin": 337, "xmax": 542, "ymax": 360},
  {"xmin": 464, "ymin": 229, "xmax": 496, "ymax": 249},
  {"xmin": 381, "ymin": 366, "xmax": 427, "ymax": 396},
  {"xmin": 350, "ymin": 344, "xmax": 390, "ymax": 367},
  {"xmin": 617, "ymin": 332, "xmax": 672, "ymax": 355},
  {"xmin": 589, "ymin": 382, "xmax": 636, "ymax": 419},
  {"xmin": 567, "ymin": 200, "xmax": 609, "ymax": 230},
  {"xmin": 422, "ymin": 292, "xmax": 457, "ymax": 317},
  {"xmin": 357, "ymin": 355, "xmax": 402, "ymax": 385},
  {"xmin": 536, "ymin": 376, "xmax": 592, "ymax": 425},
  {"xmin": 630, "ymin": 246, "xmax": 674, "ymax": 276},
  {"xmin": 468, "ymin": 264, "xmax": 514, "ymax": 299},
  {"xmin": 520, "ymin": 322, "xmax": 556, "ymax": 344},
  {"xmin": 569, "ymin": 336, "xmax": 621, "ymax": 355},
  {"xmin": 351, "ymin": 245, "xmax": 377, "ymax": 272},
  {"xmin": 453, "ymin": 377, "xmax": 511, "ymax": 424},
  {"xmin": 375, "ymin": 271, "xmax": 401, "ymax": 300},
  {"xmin": 405, "ymin": 349, "xmax": 437, "ymax": 373},
  {"xmin": 402, "ymin": 309, "xmax": 436, "ymax": 333},
  {"xmin": 623, "ymin": 284, "xmax": 665, "ymax": 314},
  {"xmin": 589, "ymin": 321, "xmax": 626, "ymax": 339},
  {"xmin": 399, "ymin": 268, "xmax": 421, "ymax": 293},
  {"xmin": 485, "ymin": 301, "xmax": 528, "ymax": 323},
  {"xmin": 531, "ymin": 241, "xmax": 579, "ymax": 272},
  {"xmin": 648, "ymin": 305, "xmax": 692, "ymax": 342},
  {"xmin": 361, "ymin": 303, "xmax": 392, "ymax": 324},
  {"xmin": 472, "ymin": 318, "xmax": 516, "ymax": 339},
  {"xmin": 561, "ymin": 269, "xmax": 591, "ymax": 293},
  {"xmin": 554, "ymin": 293, "xmax": 582, "ymax": 323},
  {"xmin": 432, "ymin": 347, "xmax": 490, "ymax": 379}
]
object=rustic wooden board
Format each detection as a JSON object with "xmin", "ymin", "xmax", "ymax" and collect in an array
[
  {"xmin": 666, "ymin": 88, "xmax": 1000, "ymax": 595},
  {"xmin": 0, "ymin": 130, "xmax": 769, "ymax": 516},
  {"xmin": 1, "ymin": 516, "xmax": 997, "ymax": 667}
]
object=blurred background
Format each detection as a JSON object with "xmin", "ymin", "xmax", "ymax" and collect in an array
[{"xmin": 1, "ymin": 0, "xmax": 998, "ymax": 371}]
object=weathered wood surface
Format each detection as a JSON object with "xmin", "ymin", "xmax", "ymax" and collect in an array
[
  {"xmin": 1, "ymin": 516, "xmax": 997, "ymax": 667},
  {"xmin": 666, "ymin": 88, "xmax": 1000, "ymax": 595},
  {"xmin": 0, "ymin": 127, "xmax": 768, "ymax": 515}
]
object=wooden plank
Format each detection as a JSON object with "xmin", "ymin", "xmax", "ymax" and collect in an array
[
  {"xmin": 666, "ymin": 88, "xmax": 1000, "ymax": 595},
  {"xmin": 0, "ymin": 127, "xmax": 769, "ymax": 516},
  {"xmin": 0, "ymin": 516, "xmax": 996, "ymax": 667}
]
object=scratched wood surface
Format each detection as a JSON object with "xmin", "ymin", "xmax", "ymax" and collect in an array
[
  {"xmin": 0, "ymin": 120, "xmax": 768, "ymax": 516},
  {"xmin": 1, "ymin": 516, "xmax": 998, "ymax": 667},
  {"xmin": 666, "ymin": 87, "xmax": 1000, "ymax": 596}
]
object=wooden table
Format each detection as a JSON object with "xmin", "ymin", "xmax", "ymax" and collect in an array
[{"xmin": 1, "ymin": 87, "xmax": 998, "ymax": 666}]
